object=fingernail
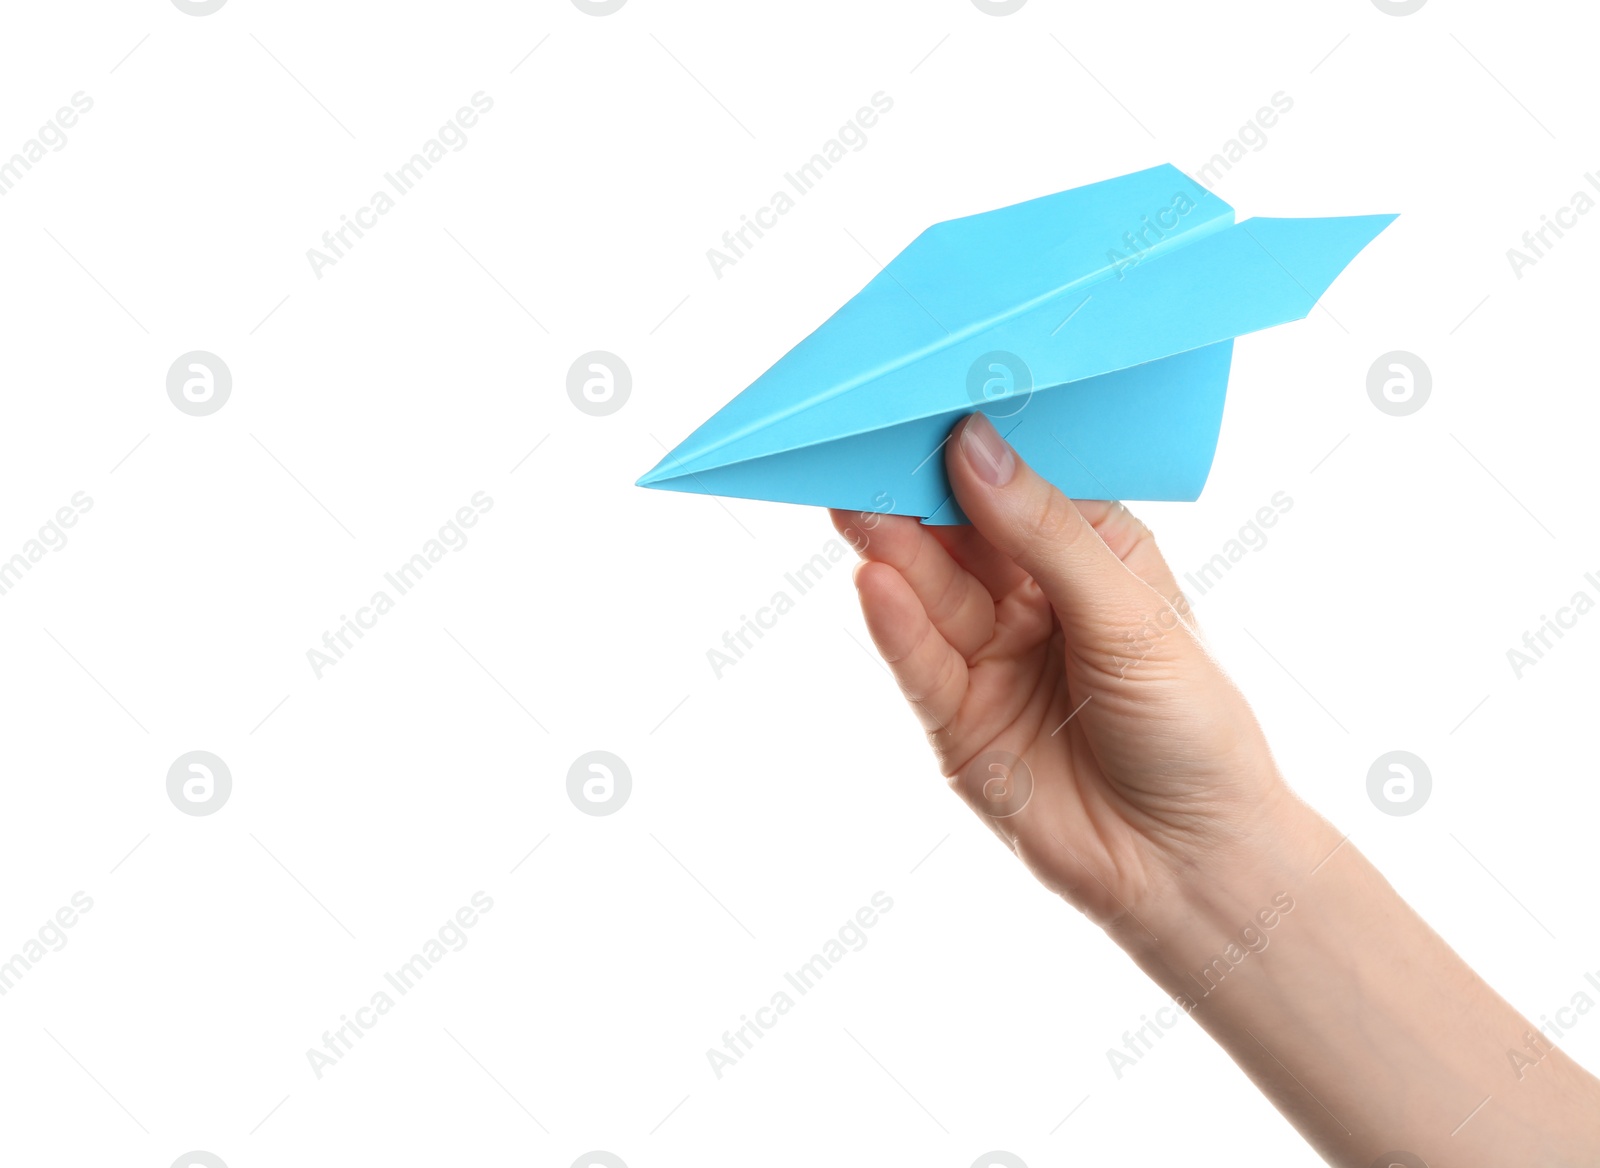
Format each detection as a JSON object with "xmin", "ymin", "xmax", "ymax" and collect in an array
[{"xmin": 960, "ymin": 413, "xmax": 1015, "ymax": 486}]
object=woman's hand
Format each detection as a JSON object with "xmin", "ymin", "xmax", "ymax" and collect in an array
[
  {"xmin": 835, "ymin": 412, "xmax": 1600, "ymax": 1167},
  {"xmin": 832, "ymin": 412, "xmax": 1291, "ymax": 928}
]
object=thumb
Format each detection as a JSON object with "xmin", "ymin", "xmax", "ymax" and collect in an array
[{"xmin": 945, "ymin": 413, "xmax": 1163, "ymax": 646}]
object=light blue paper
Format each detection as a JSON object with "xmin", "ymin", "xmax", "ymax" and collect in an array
[{"xmin": 639, "ymin": 163, "xmax": 1394, "ymax": 523}]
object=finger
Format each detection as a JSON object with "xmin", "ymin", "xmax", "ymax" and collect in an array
[
  {"xmin": 923, "ymin": 521, "xmax": 1057, "ymax": 655},
  {"xmin": 831, "ymin": 509, "xmax": 995, "ymax": 658},
  {"xmin": 1072, "ymin": 500, "xmax": 1195, "ymax": 627},
  {"xmin": 944, "ymin": 413, "xmax": 1164, "ymax": 645},
  {"xmin": 853, "ymin": 561, "xmax": 968, "ymax": 734},
  {"xmin": 924, "ymin": 521, "xmax": 1034, "ymax": 603}
]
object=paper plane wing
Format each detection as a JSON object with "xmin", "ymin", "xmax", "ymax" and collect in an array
[{"xmin": 639, "ymin": 163, "xmax": 1394, "ymax": 523}]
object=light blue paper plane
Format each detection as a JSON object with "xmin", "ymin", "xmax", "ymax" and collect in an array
[{"xmin": 638, "ymin": 163, "xmax": 1394, "ymax": 523}]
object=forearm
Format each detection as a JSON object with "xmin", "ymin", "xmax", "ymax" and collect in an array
[{"xmin": 1107, "ymin": 795, "xmax": 1600, "ymax": 1166}]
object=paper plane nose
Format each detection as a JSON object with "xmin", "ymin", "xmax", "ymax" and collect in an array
[{"xmin": 636, "ymin": 456, "xmax": 695, "ymax": 490}]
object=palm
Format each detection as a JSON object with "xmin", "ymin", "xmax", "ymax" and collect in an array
[{"xmin": 834, "ymin": 506, "xmax": 1276, "ymax": 925}]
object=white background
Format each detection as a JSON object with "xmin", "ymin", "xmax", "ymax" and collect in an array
[{"xmin": 1, "ymin": 1, "xmax": 1597, "ymax": 1165}]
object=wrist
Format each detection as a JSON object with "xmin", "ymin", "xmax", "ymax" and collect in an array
[{"xmin": 1105, "ymin": 788, "xmax": 1340, "ymax": 997}]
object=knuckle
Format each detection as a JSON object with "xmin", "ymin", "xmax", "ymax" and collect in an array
[
  {"xmin": 1027, "ymin": 486, "xmax": 1085, "ymax": 553},
  {"xmin": 1118, "ymin": 500, "xmax": 1151, "ymax": 537},
  {"xmin": 891, "ymin": 623, "xmax": 939, "ymax": 695},
  {"xmin": 925, "ymin": 563, "xmax": 967, "ymax": 624}
]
